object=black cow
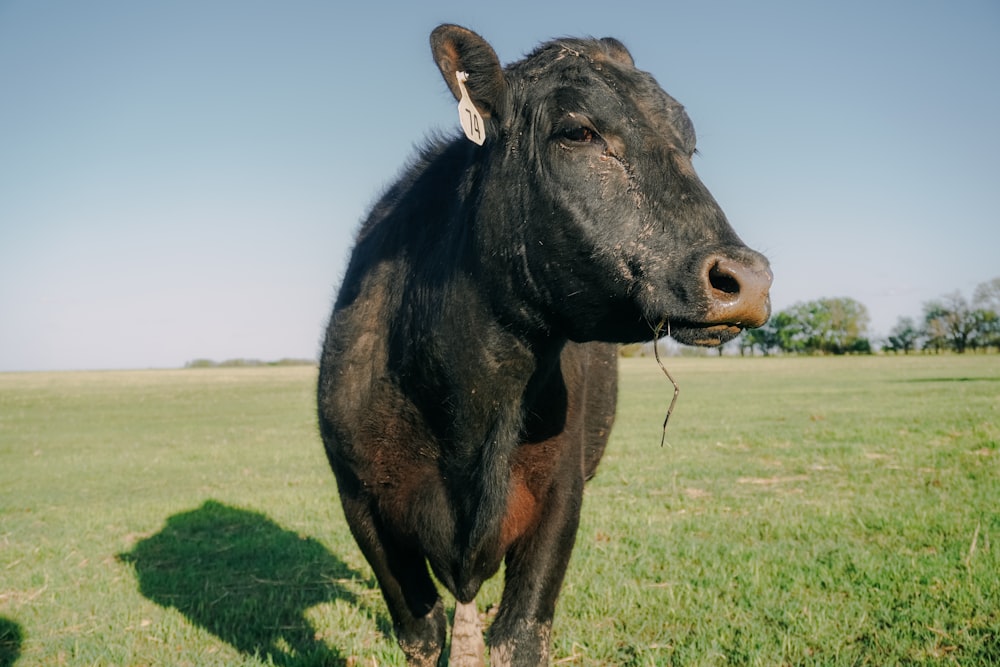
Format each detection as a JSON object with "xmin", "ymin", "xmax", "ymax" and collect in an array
[{"xmin": 318, "ymin": 24, "xmax": 772, "ymax": 666}]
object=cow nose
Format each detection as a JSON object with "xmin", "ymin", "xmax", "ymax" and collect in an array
[{"xmin": 704, "ymin": 253, "xmax": 773, "ymax": 328}]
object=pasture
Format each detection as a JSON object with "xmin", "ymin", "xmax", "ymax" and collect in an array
[{"xmin": 1, "ymin": 356, "xmax": 997, "ymax": 666}]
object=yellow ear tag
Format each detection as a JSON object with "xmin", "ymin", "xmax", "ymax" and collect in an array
[{"xmin": 456, "ymin": 71, "xmax": 486, "ymax": 145}]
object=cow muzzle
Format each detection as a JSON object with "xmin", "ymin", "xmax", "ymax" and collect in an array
[{"xmin": 701, "ymin": 251, "xmax": 773, "ymax": 330}]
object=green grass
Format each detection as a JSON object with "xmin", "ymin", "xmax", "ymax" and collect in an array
[{"xmin": 1, "ymin": 357, "xmax": 997, "ymax": 666}]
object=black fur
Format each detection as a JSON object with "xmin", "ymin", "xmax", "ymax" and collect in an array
[{"xmin": 318, "ymin": 24, "xmax": 771, "ymax": 665}]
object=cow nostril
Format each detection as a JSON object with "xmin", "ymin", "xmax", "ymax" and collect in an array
[
  {"xmin": 702, "ymin": 255, "xmax": 773, "ymax": 329},
  {"xmin": 709, "ymin": 262, "xmax": 741, "ymax": 296}
]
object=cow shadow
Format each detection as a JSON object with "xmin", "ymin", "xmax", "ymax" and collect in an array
[
  {"xmin": 0, "ymin": 617, "xmax": 22, "ymax": 667},
  {"xmin": 118, "ymin": 500, "xmax": 387, "ymax": 666}
]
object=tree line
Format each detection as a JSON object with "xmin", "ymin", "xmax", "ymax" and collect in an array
[
  {"xmin": 184, "ymin": 358, "xmax": 316, "ymax": 368},
  {"xmin": 739, "ymin": 276, "xmax": 1000, "ymax": 356}
]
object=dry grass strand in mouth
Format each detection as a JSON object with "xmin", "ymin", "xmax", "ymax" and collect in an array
[{"xmin": 653, "ymin": 319, "xmax": 680, "ymax": 447}]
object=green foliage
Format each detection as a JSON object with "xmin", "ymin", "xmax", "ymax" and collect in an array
[
  {"xmin": 924, "ymin": 292, "xmax": 978, "ymax": 353},
  {"xmin": 975, "ymin": 309, "xmax": 1000, "ymax": 351},
  {"xmin": 1, "ymin": 359, "xmax": 998, "ymax": 665},
  {"xmin": 746, "ymin": 276, "xmax": 1000, "ymax": 356},
  {"xmin": 885, "ymin": 316, "xmax": 921, "ymax": 354},
  {"xmin": 921, "ymin": 280, "xmax": 1000, "ymax": 353},
  {"xmin": 742, "ymin": 312, "xmax": 791, "ymax": 355},
  {"xmin": 790, "ymin": 297, "xmax": 871, "ymax": 354},
  {"xmin": 755, "ymin": 297, "xmax": 872, "ymax": 355}
]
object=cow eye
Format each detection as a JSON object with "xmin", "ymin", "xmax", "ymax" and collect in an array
[{"xmin": 562, "ymin": 126, "xmax": 598, "ymax": 143}]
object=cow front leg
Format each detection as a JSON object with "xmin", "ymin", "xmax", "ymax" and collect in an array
[
  {"xmin": 489, "ymin": 477, "xmax": 584, "ymax": 666},
  {"xmin": 449, "ymin": 600, "xmax": 486, "ymax": 666},
  {"xmin": 338, "ymin": 494, "xmax": 446, "ymax": 666}
]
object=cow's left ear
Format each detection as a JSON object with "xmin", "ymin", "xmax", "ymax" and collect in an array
[
  {"xmin": 431, "ymin": 24, "xmax": 506, "ymax": 120},
  {"xmin": 600, "ymin": 37, "xmax": 634, "ymax": 67}
]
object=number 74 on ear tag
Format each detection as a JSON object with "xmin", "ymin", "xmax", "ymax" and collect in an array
[{"xmin": 456, "ymin": 71, "xmax": 486, "ymax": 145}]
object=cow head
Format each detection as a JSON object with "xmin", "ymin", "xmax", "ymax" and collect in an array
[{"xmin": 431, "ymin": 25, "xmax": 772, "ymax": 346}]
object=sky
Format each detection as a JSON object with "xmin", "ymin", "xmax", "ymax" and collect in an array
[{"xmin": 1, "ymin": 1, "xmax": 998, "ymax": 372}]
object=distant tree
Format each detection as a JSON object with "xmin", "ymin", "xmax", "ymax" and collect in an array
[
  {"xmin": 972, "ymin": 277, "xmax": 1000, "ymax": 352},
  {"xmin": 773, "ymin": 310, "xmax": 808, "ymax": 354},
  {"xmin": 779, "ymin": 297, "xmax": 871, "ymax": 355},
  {"xmin": 822, "ymin": 297, "xmax": 872, "ymax": 354},
  {"xmin": 848, "ymin": 337, "xmax": 873, "ymax": 354},
  {"xmin": 184, "ymin": 357, "xmax": 316, "ymax": 368},
  {"xmin": 970, "ymin": 309, "xmax": 1000, "ymax": 352},
  {"xmin": 973, "ymin": 276, "xmax": 1000, "ymax": 313},
  {"xmin": 742, "ymin": 317, "xmax": 785, "ymax": 356},
  {"xmin": 885, "ymin": 316, "xmax": 921, "ymax": 354},
  {"xmin": 923, "ymin": 292, "xmax": 979, "ymax": 353}
]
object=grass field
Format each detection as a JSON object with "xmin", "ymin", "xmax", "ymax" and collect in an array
[{"xmin": 1, "ymin": 355, "xmax": 998, "ymax": 666}]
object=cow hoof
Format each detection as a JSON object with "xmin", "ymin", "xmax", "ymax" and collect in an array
[
  {"xmin": 489, "ymin": 619, "xmax": 551, "ymax": 667},
  {"xmin": 449, "ymin": 600, "xmax": 485, "ymax": 667}
]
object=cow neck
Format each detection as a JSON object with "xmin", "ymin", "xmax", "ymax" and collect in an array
[{"xmin": 468, "ymin": 170, "xmax": 555, "ymax": 342}]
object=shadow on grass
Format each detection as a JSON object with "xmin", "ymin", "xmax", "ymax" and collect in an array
[
  {"xmin": 0, "ymin": 618, "xmax": 22, "ymax": 667},
  {"xmin": 897, "ymin": 376, "xmax": 1000, "ymax": 383},
  {"xmin": 118, "ymin": 500, "xmax": 385, "ymax": 667}
]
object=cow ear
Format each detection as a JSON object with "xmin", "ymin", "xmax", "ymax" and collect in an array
[
  {"xmin": 431, "ymin": 24, "xmax": 506, "ymax": 119},
  {"xmin": 600, "ymin": 37, "xmax": 634, "ymax": 67}
]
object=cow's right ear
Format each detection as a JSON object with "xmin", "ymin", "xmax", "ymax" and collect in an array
[{"xmin": 430, "ymin": 24, "xmax": 506, "ymax": 121}]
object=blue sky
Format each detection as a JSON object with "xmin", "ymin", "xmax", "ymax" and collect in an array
[{"xmin": 2, "ymin": 1, "xmax": 998, "ymax": 371}]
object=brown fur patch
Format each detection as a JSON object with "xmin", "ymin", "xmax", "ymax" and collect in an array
[{"xmin": 499, "ymin": 476, "xmax": 539, "ymax": 548}]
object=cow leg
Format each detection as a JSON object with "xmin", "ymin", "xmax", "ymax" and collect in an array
[
  {"xmin": 489, "ymin": 476, "xmax": 584, "ymax": 666},
  {"xmin": 338, "ymin": 495, "xmax": 446, "ymax": 666},
  {"xmin": 449, "ymin": 600, "xmax": 486, "ymax": 666}
]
